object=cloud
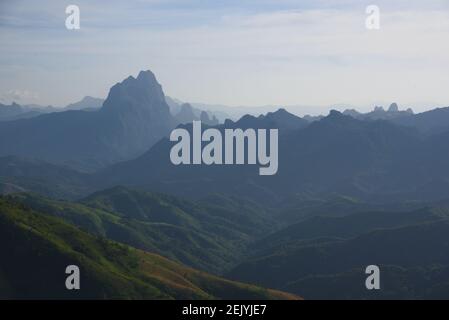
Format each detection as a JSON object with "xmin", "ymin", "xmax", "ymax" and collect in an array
[{"xmin": 0, "ymin": 1, "xmax": 448, "ymax": 111}]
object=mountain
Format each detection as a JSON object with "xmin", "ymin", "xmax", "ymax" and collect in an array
[
  {"xmin": 4, "ymin": 105, "xmax": 449, "ymax": 204},
  {"xmin": 8, "ymin": 186, "xmax": 277, "ymax": 274},
  {"xmin": 0, "ymin": 102, "xmax": 44, "ymax": 121},
  {"xmin": 175, "ymin": 103, "xmax": 199, "ymax": 124},
  {"xmin": 174, "ymin": 103, "xmax": 220, "ymax": 126},
  {"xmin": 166, "ymin": 96, "xmax": 231, "ymax": 123},
  {"xmin": 166, "ymin": 97, "xmax": 221, "ymax": 125},
  {"xmin": 0, "ymin": 196, "xmax": 298, "ymax": 299},
  {"xmin": 342, "ymin": 103, "xmax": 414, "ymax": 121},
  {"xmin": 185, "ymin": 101, "xmax": 331, "ymax": 122},
  {"xmin": 253, "ymin": 207, "xmax": 442, "ymax": 252},
  {"xmin": 64, "ymin": 96, "xmax": 104, "ymax": 111},
  {"xmin": 0, "ymin": 102, "xmax": 26, "ymax": 120},
  {"xmin": 227, "ymin": 206, "xmax": 449, "ymax": 299},
  {"xmin": 0, "ymin": 70, "xmax": 177, "ymax": 171},
  {"xmin": 0, "ymin": 156, "xmax": 92, "ymax": 199},
  {"xmin": 165, "ymin": 96, "xmax": 183, "ymax": 114},
  {"xmin": 97, "ymin": 110, "xmax": 429, "ymax": 203},
  {"xmin": 200, "ymin": 111, "xmax": 219, "ymax": 126},
  {"xmin": 391, "ymin": 106, "xmax": 449, "ymax": 135},
  {"xmin": 341, "ymin": 103, "xmax": 449, "ymax": 136},
  {"xmin": 0, "ymin": 97, "xmax": 103, "ymax": 123},
  {"xmin": 97, "ymin": 70, "xmax": 176, "ymax": 161},
  {"xmin": 94, "ymin": 109, "xmax": 298, "ymax": 201},
  {"xmin": 224, "ymin": 108, "xmax": 308, "ymax": 132}
]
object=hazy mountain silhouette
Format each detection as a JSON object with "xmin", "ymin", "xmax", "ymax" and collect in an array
[
  {"xmin": 168, "ymin": 98, "xmax": 221, "ymax": 125},
  {"xmin": 2, "ymin": 70, "xmax": 449, "ymax": 204},
  {"xmin": 0, "ymin": 96, "xmax": 104, "ymax": 122},
  {"xmin": 0, "ymin": 102, "xmax": 48, "ymax": 121},
  {"xmin": 175, "ymin": 103, "xmax": 199, "ymax": 124},
  {"xmin": 200, "ymin": 110, "xmax": 219, "ymax": 126},
  {"xmin": 4, "ymin": 68, "xmax": 449, "ymax": 301},
  {"xmin": 3, "ymin": 104, "xmax": 449, "ymax": 204},
  {"xmin": 224, "ymin": 108, "xmax": 308, "ymax": 132},
  {"xmin": 391, "ymin": 106, "xmax": 449, "ymax": 135},
  {"xmin": 0, "ymin": 70, "xmax": 177, "ymax": 171},
  {"xmin": 97, "ymin": 109, "xmax": 433, "ymax": 202},
  {"xmin": 64, "ymin": 96, "xmax": 104, "ymax": 111},
  {"xmin": 342, "ymin": 103, "xmax": 414, "ymax": 121}
]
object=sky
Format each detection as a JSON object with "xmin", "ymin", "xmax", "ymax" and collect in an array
[{"xmin": 0, "ymin": 0, "xmax": 449, "ymax": 114}]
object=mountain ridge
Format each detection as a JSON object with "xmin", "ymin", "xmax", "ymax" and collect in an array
[
  {"xmin": 0, "ymin": 70, "xmax": 177, "ymax": 171},
  {"xmin": 0, "ymin": 196, "xmax": 299, "ymax": 299}
]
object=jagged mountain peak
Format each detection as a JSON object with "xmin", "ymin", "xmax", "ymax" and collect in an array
[
  {"xmin": 317, "ymin": 109, "xmax": 359, "ymax": 127},
  {"xmin": 223, "ymin": 108, "xmax": 307, "ymax": 131},
  {"xmin": 175, "ymin": 103, "xmax": 199, "ymax": 124},
  {"xmin": 266, "ymin": 108, "xmax": 299, "ymax": 120},
  {"xmin": 136, "ymin": 69, "xmax": 159, "ymax": 85},
  {"xmin": 327, "ymin": 109, "xmax": 345, "ymax": 118},
  {"xmin": 268, "ymin": 107, "xmax": 288, "ymax": 115},
  {"xmin": 0, "ymin": 70, "xmax": 176, "ymax": 170},
  {"xmin": 179, "ymin": 103, "xmax": 195, "ymax": 112},
  {"xmin": 64, "ymin": 96, "xmax": 104, "ymax": 110},
  {"xmin": 102, "ymin": 70, "xmax": 168, "ymax": 113},
  {"xmin": 389, "ymin": 102, "xmax": 399, "ymax": 112}
]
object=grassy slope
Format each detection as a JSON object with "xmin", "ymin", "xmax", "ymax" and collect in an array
[
  {"xmin": 0, "ymin": 197, "xmax": 298, "ymax": 300},
  {"xmin": 9, "ymin": 187, "xmax": 275, "ymax": 274}
]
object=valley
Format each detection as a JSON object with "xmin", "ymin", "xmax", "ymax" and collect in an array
[
  {"xmin": 2, "ymin": 0, "xmax": 449, "ymax": 304},
  {"xmin": 3, "ymin": 184, "xmax": 449, "ymax": 299},
  {"xmin": 0, "ymin": 196, "xmax": 298, "ymax": 299},
  {"xmin": 2, "ymin": 70, "xmax": 449, "ymax": 299}
]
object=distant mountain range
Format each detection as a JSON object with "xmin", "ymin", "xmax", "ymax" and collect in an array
[
  {"xmin": 342, "ymin": 103, "xmax": 413, "ymax": 121},
  {"xmin": 172, "ymin": 100, "xmax": 332, "ymax": 121},
  {"xmin": 0, "ymin": 71, "xmax": 177, "ymax": 171},
  {"xmin": 0, "ymin": 96, "xmax": 105, "ymax": 122},
  {"xmin": 3, "ymin": 69, "xmax": 449, "ymax": 299},
  {"xmin": 173, "ymin": 102, "xmax": 219, "ymax": 126},
  {"xmin": 0, "ymin": 102, "xmax": 54, "ymax": 121},
  {"xmin": 1, "ymin": 70, "xmax": 449, "ymax": 204},
  {"xmin": 2, "ymin": 89, "xmax": 449, "ymax": 203},
  {"xmin": 165, "ymin": 96, "xmax": 221, "ymax": 123},
  {"xmin": 64, "ymin": 96, "xmax": 104, "ymax": 111},
  {"xmin": 89, "ymin": 105, "xmax": 449, "ymax": 205},
  {"xmin": 167, "ymin": 99, "xmax": 417, "ymax": 123}
]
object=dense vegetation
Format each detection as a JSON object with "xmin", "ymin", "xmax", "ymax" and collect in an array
[
  {"xmin": 8, "ymin": 187, "xmax": 275, "ymax": 274},
  {"xmin": 2, "ymin": 70, "xmax": 449, "ymax": 299},
  {"xmin": 4, "ymin": 185, "xmax": 449, "ymax": 299},
  {"xmin": 228, "ymin": 207, "xmax": 449, "ymax": 299},
  {"xmin": 0, "ymin": 197, "xmax": 298, "ymax": 300}
]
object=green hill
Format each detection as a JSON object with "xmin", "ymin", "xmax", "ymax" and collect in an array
[
  {"xmin": 8, "ymin": 187, "xmax": 276, "ymax": 274},
  {"xmin": 0, "ymin": 197, "xmax": 299, "ymax": 299},
  {"xmin": 228, "ymin": 208, "xmax": 449, "ymax": 299},
  {"xmin": 254, "ymin": 207, "xmax": 442, "ymax": 253}
]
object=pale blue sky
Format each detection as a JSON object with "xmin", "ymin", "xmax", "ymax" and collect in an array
[{"xmin": 1, "ymin": 0, "xmax": 449, "ymax": 113}]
